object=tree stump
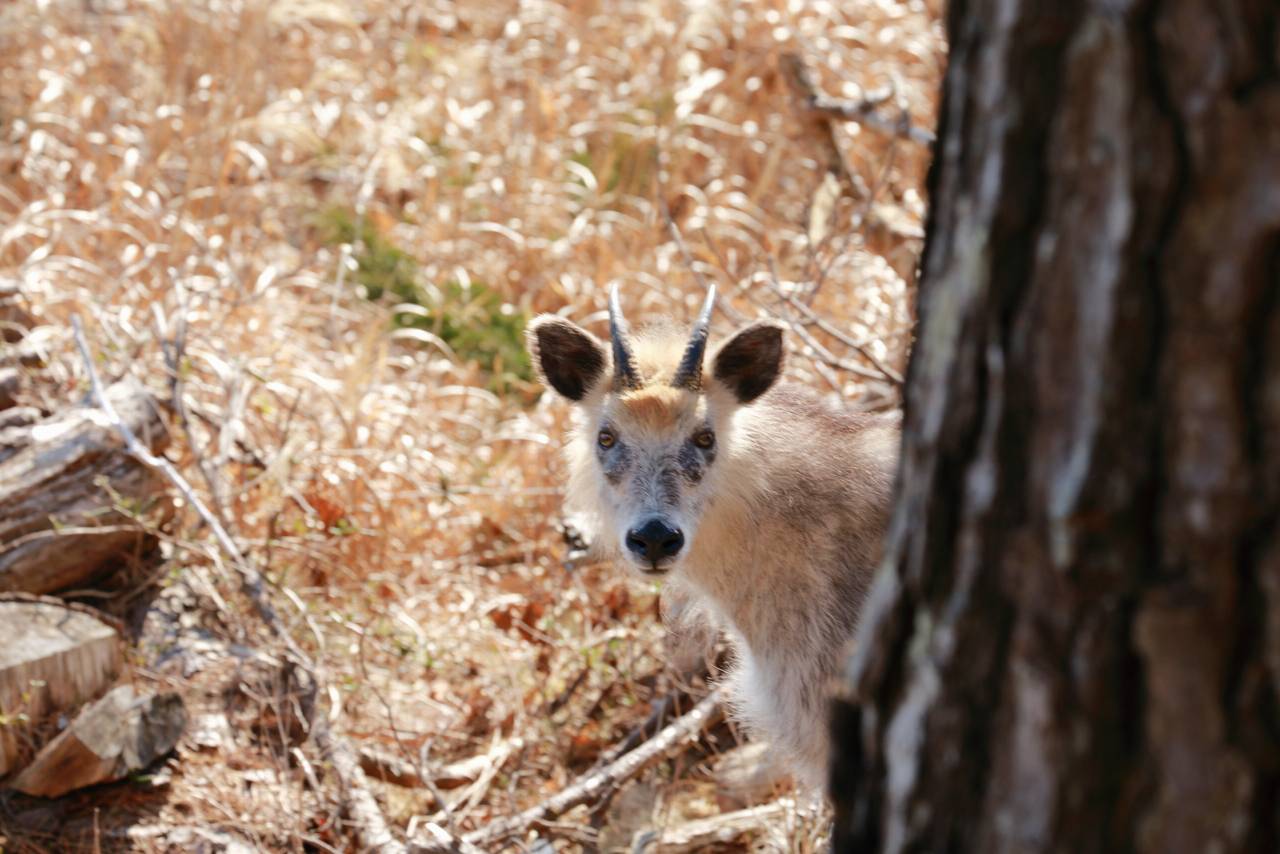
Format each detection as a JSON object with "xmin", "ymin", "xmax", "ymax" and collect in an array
[
  {"xmin": 0, "ymin": 597, "xmax": 124, "ymax": 775},
  {"xmin": 8, "ymin": 684, "xmax": 186, "ymax": 798},
  {"xmin": 0, "ymin": 378, "xmax": 169, "ymax": 594}
]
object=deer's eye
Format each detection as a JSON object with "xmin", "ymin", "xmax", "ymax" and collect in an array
[
  {"xmin": 597, "ymin": 429, "xmax": 617, "ymax": 449},
  {"xmin": 692, "ymin": 429, "xmax": 715, "ymax": 449}
]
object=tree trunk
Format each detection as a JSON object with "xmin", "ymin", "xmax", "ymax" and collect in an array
[{"xmin": 832, "ymin": 2, "xmax": 1280, "ymax": 853}]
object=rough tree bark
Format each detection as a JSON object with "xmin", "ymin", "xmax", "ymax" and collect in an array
[{"xmin": 832, "ymin": 2, "xmax": 1280, "ymax": 853}]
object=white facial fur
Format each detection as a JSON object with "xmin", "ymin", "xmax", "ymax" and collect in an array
[{"xmin": 570, "ymin": 383, "xmax": 735, "ymax": 576}]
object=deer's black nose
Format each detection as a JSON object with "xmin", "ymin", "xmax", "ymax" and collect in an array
[{"xmin": 626, "ymin": 519, "xmax": 684, "ymax": 561}]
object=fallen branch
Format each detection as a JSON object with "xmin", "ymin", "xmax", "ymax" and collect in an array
[
  {"xmin": 314, "ymin": 723, "xmax": 409, "ymax": 853},
  {"xmin": 460, "ymin": 689, "xmax": 724, "ymax": 849},
  {"xmin": 359, "ymin": 737, "xmax": 520, "ymax": 793},
  {"xmin": 411, "ymin": 823, "xmax": 486, "ymax": 854},
  {"xmin": 588, "ymin": 683, "xmax": 702, "ymax": 773},
  {"xmin": 632, "ymin": 797, "xmax": 809, "ymax": 853},
  {"xmin": 359, "ymin": 743, "xmax": 430, "ymax": 790},
  {"xmin": 445, "ymin": 737, "xmax": 523, "ymax": 822},
  {"xmin": 71, "ymin": 316, "xmax": 407, "ymax": 854},
  {"xmin": 117, "ymin": 825, "xmax": 259, "ymax": 849}
]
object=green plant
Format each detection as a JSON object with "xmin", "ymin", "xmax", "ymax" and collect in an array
[
  {"xmin": 318, "ymin": 207, "xmax": 533, "ymax": 393},
  {"xmin": 395, "ymin": 279, "xmax": 532, "ymax": 393},
  {"xmin": 316, "ymin": 206, "xmax": 419, "ymax": 303},
  {"xmin": 572, "ymin": 132, "xmax": 657, "ymax": 197}
]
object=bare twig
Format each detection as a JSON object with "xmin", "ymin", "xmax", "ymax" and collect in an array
[
  {"xmin": 789, "ymin": 318, "xmax": 895, "ymax": 385},
  {"xmin": 357, "ymin": 616, "xmax": 461, "ymax": 835},
  {"xmin": 654, "ymin": 141, "xmax": 715, "ymax": 294},
  {"xmin": 73, "ymin": 316, "xmax": 290, "ymax": 641},
  {"xmin": 588, "ymin": 675, "xmax": 706, "ymax": 774},
  {"xmin": 71, "ymin": 315, "xmax": 412, "ymax": 854},
  {"xmin": 729, "ymin": 274, "xmax": 899, "ymax": 388},
  {"xmin": 461, "ymin": 689, "xmax": 724, "ymax": 849},
  {"xmin": 764, "ymin": 274, "xmax": 905, "ymax": 386},
  {"xmin": 447, "ymin": 736, "xmax": 522, "ymax": 820},
  {"xmin": 780, "ymin": 53, "xmax": 935, "ymax": 146},
  {"xmin": 153, "ymin": 286, "xmax": 230, "ymax": 524}
]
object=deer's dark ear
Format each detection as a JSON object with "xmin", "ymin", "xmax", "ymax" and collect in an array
[
  {"xmin": 527, "ymin": 316, "xmax": 608, "ymax": 401},
  {"xmin": 710, "ymin": 321, "xmax": 785, "ymax": 404}
]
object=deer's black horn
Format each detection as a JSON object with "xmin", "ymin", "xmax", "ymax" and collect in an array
[
  {"xmin": 671, "ymin": 285, "xmax": 717, "ymax": 391},
  {"xmin": 609, "ymin": 284, "xmax": 642, "ymax": 390}
]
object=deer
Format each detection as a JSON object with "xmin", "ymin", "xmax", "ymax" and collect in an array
[{"xmin": 526, "ymin": 285, "xmax": 899, "ymax": 787}]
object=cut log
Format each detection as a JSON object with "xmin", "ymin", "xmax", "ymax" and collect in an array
[
  {"xmin": 8, "ymin": 684, "xmax": 186, "ymax": 797},
  {"xmin": 0, "ymin": 597, "xmax": 124, "ymax": 775},
  {"xmin": 0, "ymin": 378, "xmax": 169, "ymax": 594}
]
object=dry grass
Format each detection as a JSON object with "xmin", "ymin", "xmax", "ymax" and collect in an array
[{"xmin": 0, "ymin": 0, "xmax": 943, "ymax": 850}]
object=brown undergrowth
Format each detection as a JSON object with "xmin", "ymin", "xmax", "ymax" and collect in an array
[{"xmin": 0, "ymin": 0, "xmax": 942, "ymax": 850}]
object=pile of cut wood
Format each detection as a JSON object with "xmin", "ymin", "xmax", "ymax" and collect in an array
[{"xmin": 0, "ymin": 290, "xmax": 185, "ymax": 798}]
